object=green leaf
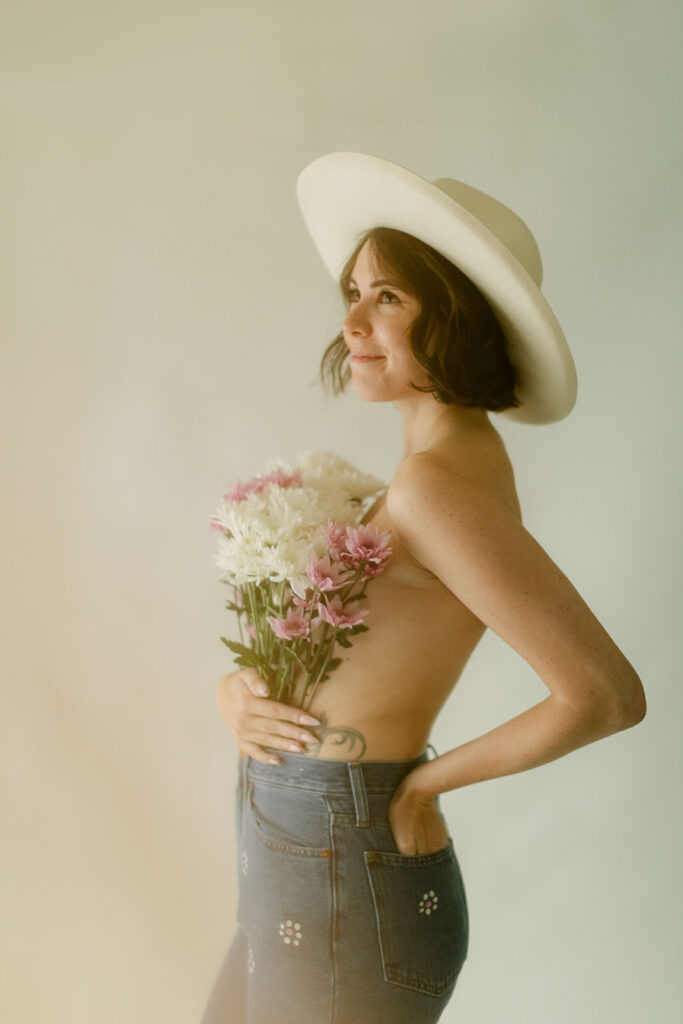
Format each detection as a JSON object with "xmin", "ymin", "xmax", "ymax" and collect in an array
[
  {"xmin": 335, "ymin": 634, "xmax": 353, "ymax": 649},
  {"xmin": 220, "ymin": 637, "xmax": 266, "ymax": 669},
  {"xmin": 347, "ymin": 623, "xmax": 369, "ymax": 635}
]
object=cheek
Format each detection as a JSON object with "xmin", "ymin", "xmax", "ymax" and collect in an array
[
  {"xmin": 392, "ymin": 331, "xmax": 418, "ymax": 363},
  {"xmin": 383, "ymin": 348, "xmax": 423, "ymax": 384},
  {"xmin": 384, "ymin": 319, "xmax": 414, "ymax": 350}
]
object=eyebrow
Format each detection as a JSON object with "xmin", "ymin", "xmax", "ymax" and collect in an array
[{"xmin": 348, "ymin": 276, "xmax": 403, "ymax": 290}]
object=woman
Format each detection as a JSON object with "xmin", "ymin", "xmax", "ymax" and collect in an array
[{"xmin": 201, "ymin": 153, "xmax": 646, "ymax": 1024}]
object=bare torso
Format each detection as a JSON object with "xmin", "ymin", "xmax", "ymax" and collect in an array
[{"xmin": 289, "ymin": 421, "xmax": 523, "ymax": 761}]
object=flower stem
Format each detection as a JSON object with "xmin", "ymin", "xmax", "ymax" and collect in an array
[{"xmin": 303, "ymin": 624, "xmax": 332, "ymax": 710}]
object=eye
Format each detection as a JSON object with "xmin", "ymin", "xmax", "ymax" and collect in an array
[{"xmin": 345, "ymin": 287, "xmax": 402, "ymax": 307}]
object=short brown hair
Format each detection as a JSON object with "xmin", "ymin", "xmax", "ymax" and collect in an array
[{"xmin": 318, "ymin": 227, "xmax": 522, "ymax": 410}]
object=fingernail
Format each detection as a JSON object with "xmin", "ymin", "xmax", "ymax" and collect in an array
[
  {"xmin": 299, "ymin": 714, "xmax": 320, "ymax": 725},
  {"xmin": 256, "ymin": 685, "xmax": 269, "ymax": 695},
  {"xmin": 289, "ymin": 742, "xmax": 302, "ymax": 752},
  {"xmin": 268, "ymin": 756, "xmax": 282, "ymax": 766}
]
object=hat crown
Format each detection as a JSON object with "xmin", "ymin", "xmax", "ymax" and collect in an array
[{"xmin": 431, "ymin": 178, "xmax": 544, "ymax": 288}]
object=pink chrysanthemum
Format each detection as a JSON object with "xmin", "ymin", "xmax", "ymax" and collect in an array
[
  {"xmin": 262, "ymin": 467, "xmax": 304, "ymax": 488},
  {"xmin": 266, "ymin": 607, "xmax": 311, "ymax": 641},
  {"xmin": 222, "ymin": 467, "xmax": 304, "ymax": 505},
  {"xmin": 339, "ymin": 523, "xmax": 393, "ymax": 571},
  {"xmin": 312, "ymin": 594, "xmax": 367, "ymax": 630},
  {"xmin": 209, "ymin": 519, "xmax": 231, "ymax": 535},
  {"xmin": 305, "ymin": 553, "xmax": 348, "ymax": 591},
  {"xmin": 320, "ymin": 520, "xmax": 350, "ymax": 559},
  {"xmin": 291, "ymin": 590, "xmax": 315, "ymax": 611},
  {"xmin": 221, "ymin": 479, "xmax": 254, "ymax": 504}
]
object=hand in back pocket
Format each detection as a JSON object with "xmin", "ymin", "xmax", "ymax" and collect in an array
[{"xmin": 388, "ymin": 782, "xmax": 450, "ymax": 856}]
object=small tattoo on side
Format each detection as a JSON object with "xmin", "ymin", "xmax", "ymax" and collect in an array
[{"xmin": 304, "ymin": 712, "xmax": 367, "ymax": 758}]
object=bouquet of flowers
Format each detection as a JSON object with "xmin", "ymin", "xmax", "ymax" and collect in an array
[{"xmin": 209, "ymin": 451, "xmax": 393, "ymax": 711}]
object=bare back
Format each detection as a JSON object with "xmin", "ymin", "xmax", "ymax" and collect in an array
[{"xmin": 290, "ymin": 420, "xmax": 523, "ymax": 760}]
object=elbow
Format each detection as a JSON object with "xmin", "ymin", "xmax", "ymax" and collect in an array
[
  {"xmin": 621, "ymin": 688, "xmax": 647, "ymax": 728},
  {"xmin": 605, "ymin": 669, "xmax": 647, "ymax": 731},
  {"xmin": 556, "ymin": 664, "xmax": 646, "ymax": 736}
]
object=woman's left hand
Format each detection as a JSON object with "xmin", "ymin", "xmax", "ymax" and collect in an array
[{"xmin": 388, "ymin": 780, "xmax": 450, "ymax": 856}]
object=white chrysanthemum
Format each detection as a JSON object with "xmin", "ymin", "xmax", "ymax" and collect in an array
[
  {"xmin": 295, "ymin": 450, "xmax": 385, "ymax": 500},
  {"xmin": 215, "ymin": 538, "xmax": 260, "ymax": 585},
  {"xmin": 213, "ymin": 450, "xmax": 387, "ymax": 588},
  {"xmin": 263, "ymin": 450, "xmax": 383, "ymax": 500}
]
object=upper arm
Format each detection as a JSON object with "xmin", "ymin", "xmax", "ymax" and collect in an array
[{"xmin": 388, "ymin": 453, "xmax": 645, "ymax": 723}]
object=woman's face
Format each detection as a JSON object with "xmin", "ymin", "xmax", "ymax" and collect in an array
[{"xmin": 342, "ymin": 240, "xmax": 428, "ymax": 403}]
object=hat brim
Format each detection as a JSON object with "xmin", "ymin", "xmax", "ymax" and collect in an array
[{"xmin": 297, "ymin": 152, "xmax": 577, "ymax": 424}]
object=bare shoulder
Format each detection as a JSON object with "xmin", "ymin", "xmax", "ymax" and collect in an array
[
  {"xmin": 387, "ymin": 427, "xmax": 522, "ymax": 524},
  {"xmin": 386, "ymin": 441, "xmax": 521, "ymax": 573}
]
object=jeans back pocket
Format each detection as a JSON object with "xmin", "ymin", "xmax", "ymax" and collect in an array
[{"xmin": 364, "ymin": 839, "xmax": 469, "ymax": 997}]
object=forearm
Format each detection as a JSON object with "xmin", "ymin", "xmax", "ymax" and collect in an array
[{"xmin": 407, "ymin": 694, "xmax": 633, "ymax": 800}]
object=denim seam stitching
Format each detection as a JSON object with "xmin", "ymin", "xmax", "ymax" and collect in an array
[
  {"xmin": 330, "ymin": 810, "xmax": 340, "ymax": 1024},
  {"xmin": 248, "ymin": 785, "xmax": 332, "ymax": 858},
  {"xmin": 250, "ymin": 816, "xmax": 331, "ymax": 857}
]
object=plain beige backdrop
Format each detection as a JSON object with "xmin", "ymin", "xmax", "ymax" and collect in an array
[{"xmin": 2, "ymin": 2, "xmax": 681, "ymax": 1022}]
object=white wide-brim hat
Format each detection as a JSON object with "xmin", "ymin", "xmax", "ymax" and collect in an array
[{"xmin": 297, "ymin": 151, "xmax": 577, "ymax": 424}]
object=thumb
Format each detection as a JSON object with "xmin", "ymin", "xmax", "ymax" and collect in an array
[{"xmin": 243, "ymin": 670, "xmax": 270, "ymax": 697}]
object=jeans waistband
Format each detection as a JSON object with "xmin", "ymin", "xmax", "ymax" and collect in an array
[{"xmin": 245, "ymin": 748, "xmax": 433, "ymax": 791}]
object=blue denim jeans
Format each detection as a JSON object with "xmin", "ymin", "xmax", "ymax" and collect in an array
[{"xmin": 200, "ymin": 748, "xmax": 469, "ymax": 1024}]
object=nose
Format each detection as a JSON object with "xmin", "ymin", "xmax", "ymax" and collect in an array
[{"xmin": 343, "ymin": 301, "xmax": 371, "ymax": 339}]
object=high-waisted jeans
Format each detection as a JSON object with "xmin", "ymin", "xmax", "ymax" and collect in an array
[{"xmin": 200, "ymin": 747, "xmax": 469, "ymax": 1024}]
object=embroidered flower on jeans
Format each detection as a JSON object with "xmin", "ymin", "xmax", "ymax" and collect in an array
[
  {"xmin": 279, "ymin": 920, "xmax": 302, "ymax": 946},
  {"xmin": 247, "ymin": 947, "xmax": 255, "ymax": 974},
  {"xmin": 241, "ymin": 851, "xmax": 248, "ymax": 876},
  {"xmin": 419, "ymin": 890, "xmax": 439, "ymax": 915}
]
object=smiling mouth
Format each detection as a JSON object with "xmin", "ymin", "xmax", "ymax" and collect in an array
[{"xmin": 351, "ymin": 354, "xmax": 384, "ymax": 361}]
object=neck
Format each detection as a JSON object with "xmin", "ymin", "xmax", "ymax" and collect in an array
[{"xmin": 396, "ymin": 396, "xmax": 492, "ymax": 459}]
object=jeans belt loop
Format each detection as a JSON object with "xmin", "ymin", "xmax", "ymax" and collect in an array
[{"xmin": 347, "ymin": 762, "xmax": 370, "ymax": 827}]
